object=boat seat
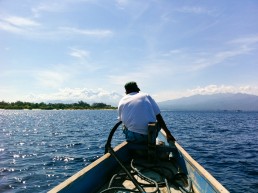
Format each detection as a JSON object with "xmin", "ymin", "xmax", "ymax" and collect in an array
[
  {"xmin": 148, "ymin": 122, "xmax": 158, "ymax": 162},
  {"xmin": 126, "ymin": 123, "xmax": 177, "ymax": 162}
]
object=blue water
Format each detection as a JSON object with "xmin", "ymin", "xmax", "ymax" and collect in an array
[{"xmin": 0, "ymin": 110, "xmax": 257, "ymax": 193}]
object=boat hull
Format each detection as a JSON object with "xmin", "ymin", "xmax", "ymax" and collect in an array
[{"xmin": 49, "ymin": 132, "xmax": 229, "ymax": 193}]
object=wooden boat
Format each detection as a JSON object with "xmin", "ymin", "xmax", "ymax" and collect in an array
[{"xmin": 49, "ymin": 122, "xmax": 229, "ymax": 193}]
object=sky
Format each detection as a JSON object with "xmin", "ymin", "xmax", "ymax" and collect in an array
[{"xmin": 1, "ymin": 0, "xmax": 258, "ymax": 105}]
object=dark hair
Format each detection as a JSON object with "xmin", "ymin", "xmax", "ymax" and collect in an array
[{"xmin": 124, "ymin": 81, "xmax": 140, "ymax": 94}]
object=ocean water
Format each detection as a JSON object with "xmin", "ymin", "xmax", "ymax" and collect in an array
[{"xmin": 0, "ymin": 110, "xmax": 257, "ymax": 193}]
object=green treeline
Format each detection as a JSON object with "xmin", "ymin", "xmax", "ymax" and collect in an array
[{"xmin": 0, "ymin": 101, "xmax": 116, "ymax": 110}]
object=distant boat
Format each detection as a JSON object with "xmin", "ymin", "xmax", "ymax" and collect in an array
[{"xmin": 49, "ymin": 122, "xmax": 229, "ymax": 193}]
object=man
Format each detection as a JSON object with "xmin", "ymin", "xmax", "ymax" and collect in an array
[{"xmin": 118, "ymin": 81, "xmax": 175, "ymax": 143}]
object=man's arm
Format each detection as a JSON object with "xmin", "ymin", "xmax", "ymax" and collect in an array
[{"xmin": 156, "ymin": 114, "xmax": 176, "ymax": 142}]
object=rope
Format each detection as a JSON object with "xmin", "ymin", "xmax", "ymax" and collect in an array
[{"xmin": 102, "ymin": 122, "xmax": 193, "ymax": 193}]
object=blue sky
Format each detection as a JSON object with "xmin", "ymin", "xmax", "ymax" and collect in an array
[{"xmin": 1, "ymin": 0, "xmax": 258, "ymax": 104}]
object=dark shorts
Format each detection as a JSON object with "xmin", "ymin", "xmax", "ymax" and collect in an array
[
  {"xmin": 123, "ymin": 125, "xmax": 161, "ymax": 144},
  {"xmin": 123, "ymin": 128, "xmax": 148, "ymax": 143}
]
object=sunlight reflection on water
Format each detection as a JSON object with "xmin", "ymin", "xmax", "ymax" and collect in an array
[{"xmin": 0, "ymin": 110, "xmax": 257, "ymax": 192}]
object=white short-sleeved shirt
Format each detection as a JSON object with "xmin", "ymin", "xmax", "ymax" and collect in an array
[{"xmin": 118, "ymin": 92, "xmax": 161, "ymax": 135}]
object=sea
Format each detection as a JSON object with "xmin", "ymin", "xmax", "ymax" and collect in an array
[{"xmin": 0, "ymin": 110, "xmax": 257, "ymax": 193}]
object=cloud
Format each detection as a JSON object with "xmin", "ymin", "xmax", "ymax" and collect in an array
[
  {"xmin": 155, "ymin": 85, "xmax": 258, "ymax": 102},
  {"xmin": 229, "ymin": 35, "xmax": 258, "ymax": 46},
  {"xmin": 189, "ymin": 85, "xmax": 236, "ymax": 95},
  {"xmin": 191, "ymin": 48, "xmax": 250, "ymax": 71},
  {"xmin": 107, "ymin": 59, "xmax": 182, "ymax": 92},
  {"xmin": 125, "ymin": 34, "xmax": 257, "ymax": 76},
  {"xmin": 35, "ymin": 70, "xmax": 69, "ymax": 88},
  {"xmin": 115, "ymin": 0, "xmax": 129, "ymax": 9},
  {"xmin": 227, "ymin": 35, "xmax": 258, "ymax": 53},
  {"xmin": 0, "ymin": 14, "xmax": 113, "ymax": 40},
  {"xmin": 31, "ymin": 0, "xmax": 94, "ymax": 17},
  {"xmin": 108, "ymin": 72, "xmax": 148, "ymax": 86},
  {"xmin": 3, "ymin": 16, "xmax": 40, "ymax": 27},
  {"xmin": 188, "ymin": 85, "xmax": 258, "ymax": 96},
  {"xmin": 0, "ymin": 16, "xmax": 41, "ymax": 34},
  {"xmin": 67, "ymin": 48, "xmax": 103, "ymax": 72},
  {"xmin": 69, "ymin": 48, "xmax": 90, "ymax": 59},
  {"xmin": 0, "ymin": 21, "xmax": 22, "ymax": 33},
  {"xmin": 108, "ymin": 60, "xmax": 175, "ymax": 87},
  {"xmin": 34, "ymin": 58, "xmax": 103, "ymax": 89},
  {"xmin": 189, "ymin": 35, "xmax": 257, "ymax": 71},
  {"xmin": 32, "ymin": 2, "xmax": 66, "ymax": 17},
  {"xmin": 25, "ymin": 88, "xmax": 122, "ymax": 105},
  {"xmin": 176, "ymin": 6, "xmax": 213, "ymax": 15},
  {"xmin": 59, "ymin": 27, "xmax": 113, "ymax": 38},
  {"xmin": 161, "ymin": 49, "xmax": 182, "ymax": 56}
]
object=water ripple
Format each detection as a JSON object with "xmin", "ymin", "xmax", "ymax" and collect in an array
[{"xmin": 0, "ymin": 110, "xmax": 257, "ymax": 193}]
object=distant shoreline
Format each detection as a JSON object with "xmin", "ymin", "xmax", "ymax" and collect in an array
[
  {"xmin": 160, "ymin": 109, "xmax": 258, "ymax": 112},
  {"xmin": 2, "ymin": 108, "xmax": 257, "ymax": 112},
  {"xmin": 0, "ymin": 101, "xmax": 117, "ymax": 110},
  {"xmin": 0, "ymin": 108, "xmax": 117, "ymax": 110}
]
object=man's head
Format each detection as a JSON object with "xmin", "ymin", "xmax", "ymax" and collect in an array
[{"xmin": 124, "ymin": 81, "xmax": 140, "ymax": 94}]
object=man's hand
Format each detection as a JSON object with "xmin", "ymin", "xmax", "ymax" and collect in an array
[{"xmin": 156, "ymin": 114, "xmax": 176, "ymax": 142}]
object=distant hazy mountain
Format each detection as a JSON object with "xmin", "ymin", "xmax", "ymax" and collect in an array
[{"xmin": 158, "ymin": 93, "xmax": 258, "ymax": 111}]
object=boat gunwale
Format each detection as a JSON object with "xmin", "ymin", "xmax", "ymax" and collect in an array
[
  {"xmin": 160, "ymin": 128, "xmax": 229, "ymax": 193},
  {"xmin": 175, "ymin": 142, "xmax": 229, "ymax": 193}
]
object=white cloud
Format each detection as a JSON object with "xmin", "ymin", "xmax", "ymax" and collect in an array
[
  {"xmin": 3, "ymin": 16, "xmax": 40, "ymax": 27},
  {"xmin": 189, "ymin": 36, "xmax": 255, "ymax": 71},
  {"xmin": 59, "ymin": 27, "xmax": 113, "ymax": 38},
  {"xmin": 108, "ymin": 60, "xmax": 178, "ymax": 86},
  {"xmin": 31, "ymin": 0, "xmax": 94, "ymax": 17},
  {"xmin": 32, "ymin": 2, "xmax": 66, "ymax": 17},
  {"xmin": 69, "ymin": 48, "xmax": 90, "ymax": 59},
  {"xmin": 188, "ymin": 85, "xmax": 258, "ymax": 96},
  {"xmin": 108, "ymin": 72, "xmax": 148, "ymax": 86},
  {"xmin": 116, "ymin": 0, "xmax": 129, "ymax": 9},
  {"xmin": 0, "ymin": 21, "xmax": 22, "ymax": 33},
  {"xmin": 176, "ymin": 6, "xmax": 213, "ymax": 15},
  {"xmin": 34, "ymin": 61, "xmax": 101, "ymax": 89},
  {"xmin": 162, "ymin": 49, "xmax": 182, "ymax": 56},
  {"xmin": 188, "ymin": 85, "xmax": 236, "ymax": 95},
  {"xmin": 0, "ymin": 14, "xmax": 113, "ymax": 40},
  {"xmin": 154, "ymin": 85, "xmax": 258, "ymax": 102},
  {"xmin": 229, "ymin": 35, "xmax": 258, "ymax": 46},
  {"xmin": 25, "ymin": 88, "xmax": 122, "ymax": 105},
  {"xmin": 158, "ymin": 36, "xmax": 258, "ymax": 73},
  {"xmin": 67, "ymin": 50, "xmax": 103, "ymax": 72},
  {"xmin": 184, "ymin": 85, "xmax": 258, "ymax": 98},
  {"xmin": 191, "ymin": 50, "xmax": 246, "ymax": 71},
  {"xmin": 0, "ymin": 16, "xmax": 40, "ymax": 34},
  {"xmin": 36, "ymin": 70, "xmax": 69, "ymax": 88}
]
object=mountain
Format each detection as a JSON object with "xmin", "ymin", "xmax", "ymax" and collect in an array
[{"xmin": 158, "ymin": 93, "xmax": 258, "ymax": 111}]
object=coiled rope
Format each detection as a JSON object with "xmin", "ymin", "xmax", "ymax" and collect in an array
[{"xmin": 101, "ymin": 122, "xmax": 193, "ymax": 193}]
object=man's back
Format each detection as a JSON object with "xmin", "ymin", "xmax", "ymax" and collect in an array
[
  {"xmin": 118, "ymin": 81, "xmax": 176, "ymax": 143},
  {"xmin": 118, "ymin": 92, "xmax": 160, "ymax": 135}
]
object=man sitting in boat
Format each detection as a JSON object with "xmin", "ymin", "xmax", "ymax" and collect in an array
[{"xmin": 118, "ymin": 81, "xmax": 175, "ymax": 144}]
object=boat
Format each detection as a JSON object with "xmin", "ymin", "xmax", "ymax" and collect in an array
[{"xmin": 49, "ymin": 121, "xmax": 229, "ymax": 193}]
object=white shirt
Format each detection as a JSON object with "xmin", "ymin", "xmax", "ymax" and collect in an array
[{"xmin": 118, "ymin": 92, "xmax": 161, "ymax": 135}]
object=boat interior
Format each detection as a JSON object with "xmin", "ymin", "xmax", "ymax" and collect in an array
[
  {"xmin": 98, "ymin": 143, "xmax": 193, "ymax": 193},
  {"xmin": 99, "ymin": 122, "xmax": 194, "ymax": 193}
]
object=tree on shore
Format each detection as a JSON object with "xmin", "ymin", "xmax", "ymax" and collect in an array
[{"xmin": 0, "ymin": 101, "xmax": 116, "ymax": 110}]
